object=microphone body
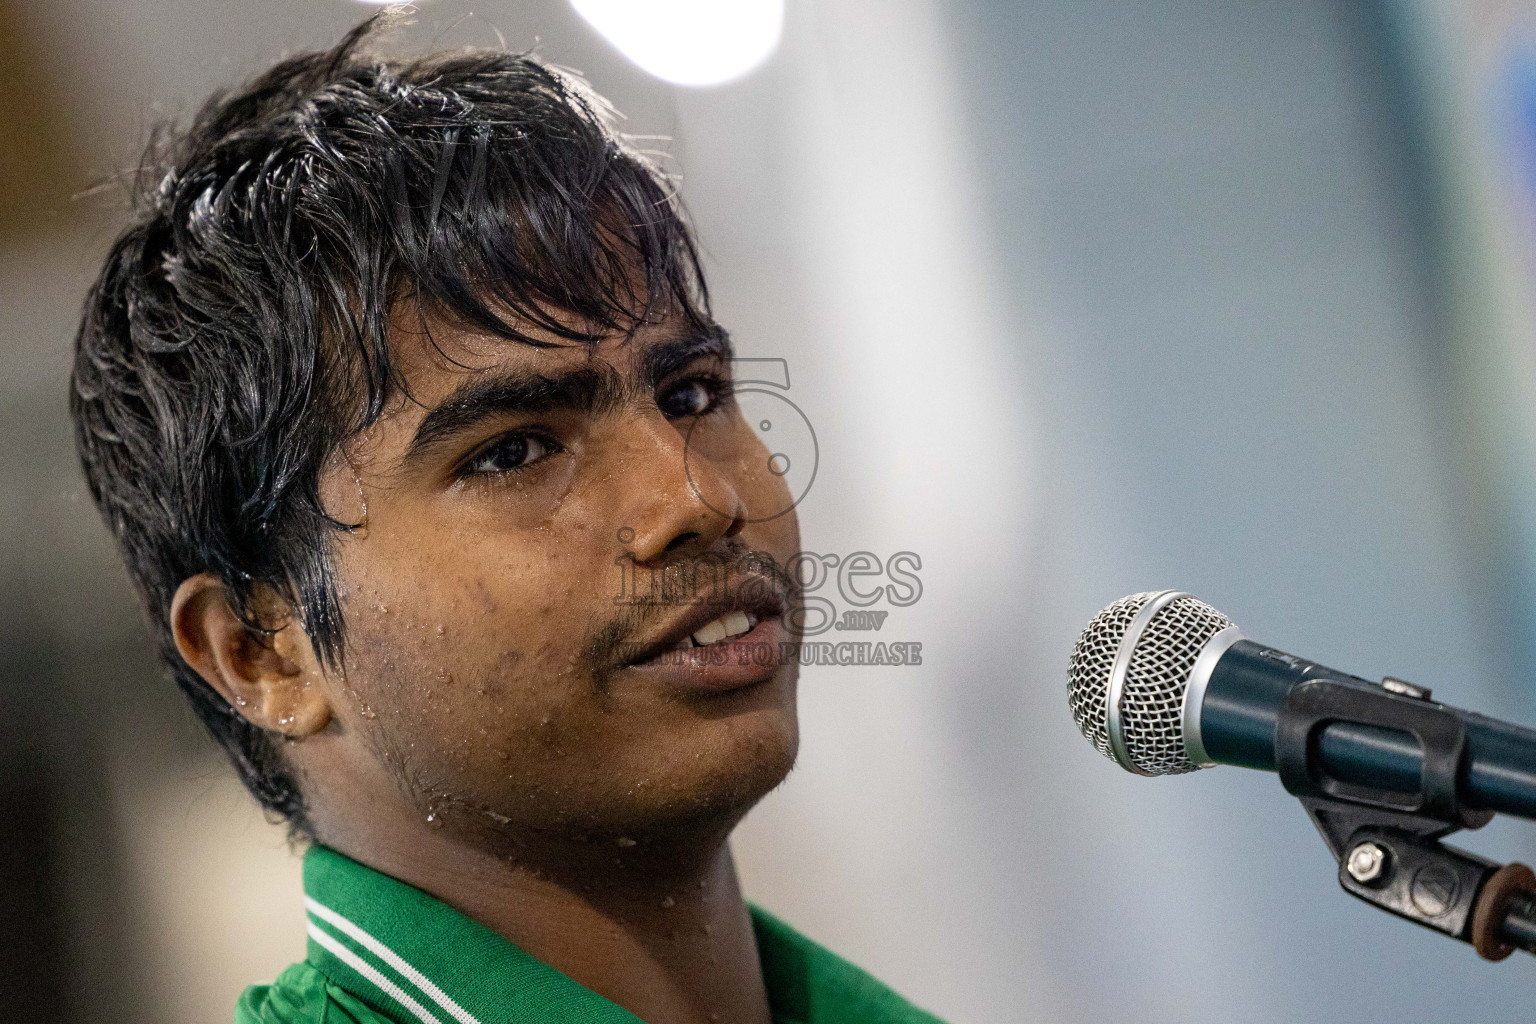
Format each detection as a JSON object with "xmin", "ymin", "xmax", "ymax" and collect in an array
[
  {"xmin": 1199, "ymin": 639, "xmax": 1536, "ymax": 820},
  {"xmin": 1068, "ymin": 591, "xmax": 1536, "ymax": 958}
]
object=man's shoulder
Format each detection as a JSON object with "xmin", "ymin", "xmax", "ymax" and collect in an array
[{"xmin": 235, "ymin": 960, "xmax": 394, "ymax": 1024}]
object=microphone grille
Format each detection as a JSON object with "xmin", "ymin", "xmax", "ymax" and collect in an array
[{"xmin": 1067, "ymin": 591, "xmax": 1233, "ymax": 775}]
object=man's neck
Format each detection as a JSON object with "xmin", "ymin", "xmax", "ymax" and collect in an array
[{"xmin": 315, "ymin": 817, "xmax": 774, "ymax": 1024}]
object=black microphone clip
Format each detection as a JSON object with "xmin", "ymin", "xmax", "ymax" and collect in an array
[{"xmin": 1274, "ymin": 675, "xmax": 1532, "ymax": 960}]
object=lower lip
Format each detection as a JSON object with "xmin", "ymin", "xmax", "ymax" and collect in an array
[{"xmin": 625, "ymin": 616, "xmax": 791, "ymax": 694}]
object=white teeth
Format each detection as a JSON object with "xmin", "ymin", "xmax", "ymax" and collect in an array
[
  {"xmin": 692, "ymin": 619, "xmax": 726, "ymax": 646},
  {"xmin": 691, "ymin": 610, "xmax": 755, "ymax": 647}
]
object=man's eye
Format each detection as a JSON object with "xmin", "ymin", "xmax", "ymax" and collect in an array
[
  {"xmin": 464, "ymin": 434, "xmax": 553, "ymax": 475},
  {"xmin": 658, "ymin": 378, "xmax": 722, "ymax": 418}
]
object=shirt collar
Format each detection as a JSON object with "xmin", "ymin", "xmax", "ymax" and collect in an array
[
  {"xmin": 302, "ymin": 843, "xmax": 933, "ymax": 1024},
  {"xmin": 302, "ymin": 844, "xmax": 644, "ymax": 1024}
]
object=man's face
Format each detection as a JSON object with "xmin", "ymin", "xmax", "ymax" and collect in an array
[{"xmin": 305, "ymin": 310, "xmax": 801, "ymax": 845}]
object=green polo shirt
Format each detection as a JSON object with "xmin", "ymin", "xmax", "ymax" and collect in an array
[{"xmin": 236, "ymin": 845, "xmax": 944, "ymax": 1024}]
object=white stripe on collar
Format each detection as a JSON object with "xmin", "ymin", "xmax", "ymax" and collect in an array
[
  {"xmin": 306, "ymin": 896, "xmax": 483, "ymax": 1024},
  {"xmin": 307, "ymin": 921, "xmax": 446, "ymax": 1024}
]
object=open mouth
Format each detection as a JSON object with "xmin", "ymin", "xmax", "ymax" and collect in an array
[
  {"xmin": 620, "ymin": 601, "xmax": 789, "ymax": 692},
  {"xmin": 618, "ymin": 583, "xmax": 788, "ymax": 672}
]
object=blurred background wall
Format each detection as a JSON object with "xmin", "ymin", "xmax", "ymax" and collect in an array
[{"xmin": 4, "ymin": 0, "xmax": 1536, "ymax": 1021}]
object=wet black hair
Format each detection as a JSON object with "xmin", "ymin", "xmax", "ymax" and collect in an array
[{"xmin": 68, "ymin": 13, "xmax": 711, "ymax": 835}]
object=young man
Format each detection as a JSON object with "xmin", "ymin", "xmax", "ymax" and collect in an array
[{"xmin": 70, "ymin": 16, "xmax": 943, "ymax": 1024}]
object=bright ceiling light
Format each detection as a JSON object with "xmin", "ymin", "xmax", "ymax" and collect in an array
[{"xmin": 570, "ymin": 0, "xmax": 785, "ymax": 87}]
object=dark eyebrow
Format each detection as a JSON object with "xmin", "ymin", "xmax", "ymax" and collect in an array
[
  {"xmin": 641, "ymin": 324, "xmax": 733, "ymax": 388},
  {"xmin": 401, "ymin": 325, "xmax": 735, "ymax": 466},
  {"xmin": 403, "ymin": 365, "xmax": 621, "ymax": 465}
]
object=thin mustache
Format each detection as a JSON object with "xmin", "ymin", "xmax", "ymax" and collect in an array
[{"xmin": 583, "ymin": 540, "xmax": 800, "ymax": 684}]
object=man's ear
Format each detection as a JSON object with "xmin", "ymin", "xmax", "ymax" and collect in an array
[{"xmin": 169, "ymin": 574, "xmax": 332, "ymax": 737}]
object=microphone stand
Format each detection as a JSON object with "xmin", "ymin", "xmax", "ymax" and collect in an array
[{"xmin": 1275, "ymin": 675, "xmax": 1536, "ymax": 960}]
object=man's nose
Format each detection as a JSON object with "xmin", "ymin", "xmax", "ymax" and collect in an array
[{"xmin": 619, "ymin": 412, "xmax": 745, "ymax": 563}]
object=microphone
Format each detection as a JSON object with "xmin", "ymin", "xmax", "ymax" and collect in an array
[
  {"xmin": 1068, "ymin": 590, "xmax": 1536, "ymax": 960},
  {"xmin": 1066, "ymin": 590, "xmax": 1536, "ymax": 820}
]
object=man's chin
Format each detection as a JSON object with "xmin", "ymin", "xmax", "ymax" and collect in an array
[
  {"xmin": 430, "ymin": 705, "xmax": 799, "ymax": 854},
  {"xmin": 614, "ymin": 707, "xmax": 800, "ymax": 841}
]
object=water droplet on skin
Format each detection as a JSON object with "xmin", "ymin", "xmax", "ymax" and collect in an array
[
  {"xmin": 436, "ymin": 624, "xmax": 446, "ymax": 638},
  {"xmin": 660, "ymin": 896, "xmax": 675, "ymax": 909},
  {"xmin": 616, "ymin": 837, "xmax": 636, "ymax": 847}
]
